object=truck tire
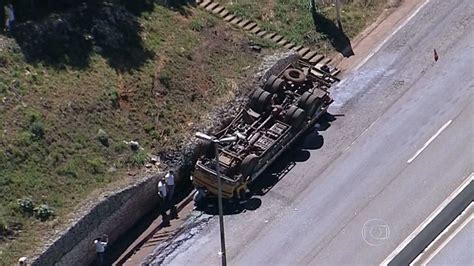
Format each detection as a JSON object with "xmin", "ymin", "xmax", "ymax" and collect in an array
[
  {"xmin": 251, "ymin": 90, "xmax": 271, "ymax": 113},
  {"xmin": 251, "ymin": 87, "xmax": 265, "ymax": 102},
  {"xmin": 270, "ymin": 78, "xmax": 285, "ymax": 93},
  {"xmin": 298, "ymin": 92, "xmax": 318, "ymax": 117},
  {"xmin": 193, "ymin": 188, "xmax": 207, "ymax": 208},
  {"xmin": 283, "ymin": 68, "xmax": 305, "ymax": 84},
  {"xmin": 264, "ymin": 75, "xmax": 285, "ymax": 94},
  {"xmin": 264, "ymin": 75, "xmax": 278, "ymax": 92},
  {"xmin": 240, "ymin": 154, "xmax": 259, "ymax": 177},
  {"xmin": 197, "ymin": 139, "xmax": 213, "ymax": 159},
  {"xmin": 250, "ymin": 88, "xmax": 265, "ymax": 113},
  {"xmin": 285, "ymin": 105, "xmax": 306, "ymax": 130}
]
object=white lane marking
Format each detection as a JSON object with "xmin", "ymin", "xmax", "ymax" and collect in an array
[
  {"xmin": 381, "ymin": 173, "xmax": 473, "ymax": 265},
  {"xmin": 353, "ymin": 0, "xmax": 433, "ymax": 72},
  {"xmin": 422, "ymin": 211, "xmax": 473, "ymax": 265},
  {"xmin": 407, "ymin": 120, "xmax": 452, "ymax": 164}
]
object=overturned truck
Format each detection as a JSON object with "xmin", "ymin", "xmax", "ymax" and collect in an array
[{"xmin": 192, "ymin": 57, "xmax": 339, "ymax": 203}]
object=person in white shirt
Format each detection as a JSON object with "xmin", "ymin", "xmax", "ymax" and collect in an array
[
  {"xmin": 157, "ymin": 178, "xmax": 169, "ymax": 225},
  {"xmin": 4, "ymin": 4, "xmax": 14, "ymax": 31},
  {"xmin": 18, "ymin": 256, "xmax": 27, "ymax": 265},
  {"xmin": 165, "ymin": 170, "xmax": 175, "ymax": 203},
  {"xmin": 157, "ymin": 178, "xmax": 167, "ymax": 199},
  {"xmin": 94, "ymin": 234, "xmax": 108, "ymax": 266}
]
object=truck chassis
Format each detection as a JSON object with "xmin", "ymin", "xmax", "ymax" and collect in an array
[{"xmin": 193, "ymin": 58, "xmax": 338, "ymax": 201}]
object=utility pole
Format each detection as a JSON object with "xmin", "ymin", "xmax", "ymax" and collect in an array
[
  {"xmin": 195, "ymin": 132, "xmax": 240, "ymax": 266},
  {"xmin": 335, "ymin": 0, "xmax": 342, "ymax": 28},
  {"xmin": 214, "ymin": 142, "xmax": 227, "ymax": 266}
]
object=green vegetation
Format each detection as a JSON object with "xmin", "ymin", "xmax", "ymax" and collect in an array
[
  {"xmin": 217, "ymin": 0, "xmax": 386, "ymax": 52},
  {"xmin": 0, "ymin": 3, "xmax": 257, "ymax": 264}
]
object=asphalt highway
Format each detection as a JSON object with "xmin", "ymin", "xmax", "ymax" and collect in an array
[{"xmin": 155, "ymin": 0, "xmax": 474, "ymax": 264}]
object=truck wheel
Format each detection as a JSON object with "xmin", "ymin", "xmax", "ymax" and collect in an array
[
  {"xmin": 283, "ymin": 68, "xmax": 305, "ymax": 84},
  {"xmin": 285, "ymin": 105, "xmax": 306, "ymax": 130},
  {"xmin": 193, "ymin": 188, "xmax": 207, "ymax": 207},
  {"xmin": 240, "ymin": 154, "xmax": 259, "ymax": 177},
  {"xmin": 237, "ymin": 188, "xmax": 248, "ymax": 201},
  {"xmin": 264, "ymin": 75, "xmax": 278, "ymax": 92},
  {"xmin": 255, "ymin": 90, "xmax": 272, "ymax": 113},
  {"xmin": 197, "ymin": 139, "xmax": 213, "ymax": 158},
  {"xmin": 251, "ymin": 88, "xmax": 265, "ymax": 102},
  {"xmin": 298, "ymin": 92, "xmax": 318, "ymax": 117},
  {"xmin": 250, "ymin": 88, "xmax": 265, "ymax": 113},
  {"xmin": 270, "ymin": 78, "xmax": 285, "ymax": 93}
]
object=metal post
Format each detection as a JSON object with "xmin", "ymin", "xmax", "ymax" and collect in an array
[
  {"xmin": 335, "ymin": 0, "xmax": 342, "ymax": 28},
  {"xmin": 213, "ymin": 142, "xmax": 227, "ymax": 266}
]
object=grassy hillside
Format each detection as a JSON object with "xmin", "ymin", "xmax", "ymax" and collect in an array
[{"xmin": 0, "ymin": 2, "xmax": 258, "ymax": 263}]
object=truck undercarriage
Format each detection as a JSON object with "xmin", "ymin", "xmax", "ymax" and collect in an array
[{"xmin": 193, "ymin": 57, "xmax": 338, "ymax": 201}]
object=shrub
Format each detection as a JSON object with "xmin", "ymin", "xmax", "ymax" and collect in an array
[
  {"xmin": 143, "ymin": 123, "xmax": 155, "ymax": 134},
  {"xmin": 86, "ymin": 158, "xmax": 105, "ymax": 174},
  {"xmin": 56, "ymin": 160, "xmax": 79, "ymax": 178},
  {"xmin": 97, "ymin": 129, "xmax": 109, "ymax": 147},
  {"xmin": 17, "ymin": 197, "xmax": 35, "ymax": 215},
  {"xmin": 0, "ymin": 218, "xmax": 8, "ymax": 236},
  {"xmin": 108, "ymin": 88, "xmax": 120, "ymax": 108},
  {"xmin": 0, "ymin": 207, "xmax": 9, "ymax": 237},
  {"xmin": 30, "ymin": 121, "xmax": 45, "ymax": 140},
  {"xmin": 159, "ymin": 71, "xmax": 172, "ymax": 89},
  {"xmin": 33, "ymin": 204, "xmax": 55, "ymax": 221},
  {"xmin": 129, "ymin": 150, "xmax": 148, "ymax": 166},
  {"xmin": 114, "ymin": 142, "xmax": 127, "ymax": 153},
  {"xmin": 190, "ymin": 19, "xmax": 205, "ymax": 32}
]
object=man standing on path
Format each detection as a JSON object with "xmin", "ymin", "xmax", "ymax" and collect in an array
[
  {"xmin": 165, "ymin": 170, "xmax": 178, "ymax": 219},
  {"xmin": 165, "ymin": 170, "xmax": 175, "ymax": 203},
  {"xmin": 157, "ymin": 177, "xmax": 170, "ymax": 226},
  {"xmin": 94, "ymin": 234, "xmax": 108, "ymax": 266}
]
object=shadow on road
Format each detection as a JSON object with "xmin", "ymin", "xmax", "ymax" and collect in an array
[
  {"xmin": 249, "ymin": 112, "xmax": 336, "ymax": 197},
  {"xmin": 310, "ymin": 0, "xmax": 354, "ymax": 58},
  {"xmin": 202, "ymin": 197, "xmax": 263, "ymax": 216}
]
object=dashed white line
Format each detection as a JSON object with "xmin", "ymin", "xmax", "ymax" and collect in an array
[{"xmin": 407, "ymin": 120, "xmax": 452, "ymax": 164}]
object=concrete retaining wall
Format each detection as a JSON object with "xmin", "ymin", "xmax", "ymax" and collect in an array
[{"xmin": 32, "ymin": 172, "xmax": 165, "ymax": 266}]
